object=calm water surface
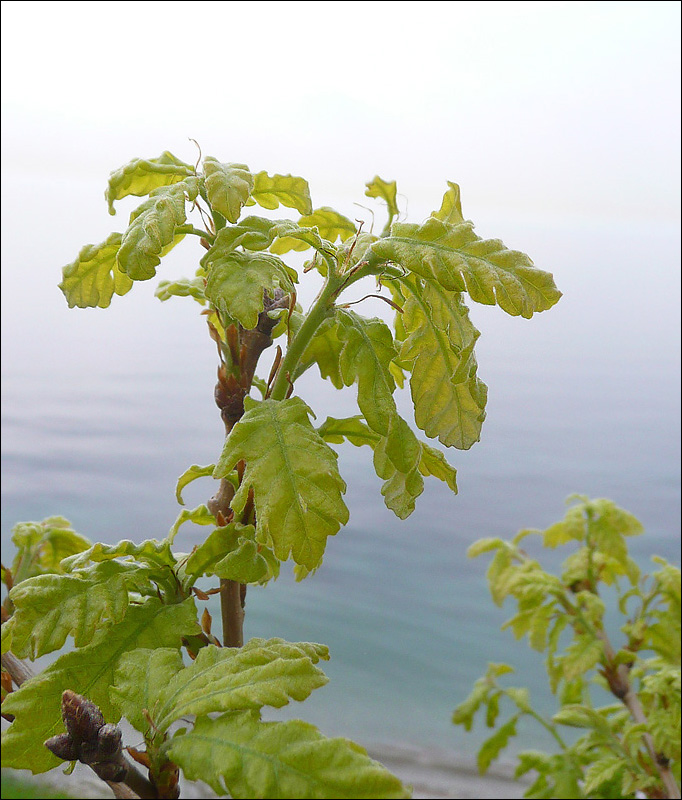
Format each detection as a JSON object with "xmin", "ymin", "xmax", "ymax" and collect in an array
[{"xmin": 2, "ymin": 176, "xmax": 680, "ymax": 759}]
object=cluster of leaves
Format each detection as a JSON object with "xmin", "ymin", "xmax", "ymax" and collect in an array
[
  {"xmin": 2, "ymin": 151, "xmax": 561, "ymax": 798},
  {"xmin": 1, "ymin": 519, "xmax": 408, "ymax": 798},
  {"xmin": 58, "ymin": 151, "xmax": 560, "ymax": 573},
  {"xmin": 453, "ymin": 496, "xmax": 681, "ymax": 799}
]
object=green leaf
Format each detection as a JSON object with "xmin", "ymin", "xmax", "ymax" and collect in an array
[
  {"xmin": 432, "ymin": 181, "xmax": 464, "ymax": 225},
  {"xmin": 467, "ymin": 538, "xmax": 505, "ymax": 558},
  {"xmin": 204, "ymin": 250, "xmax": 297, "ymax": 329},
  {"xmin": 175, "ymin": 464, "xmax": 216, "ymax": 505},
  {"xmin": 61, "ymin": 538, "xmax": 177, "ymax": 573},
  {"xmin": 204, "ymin": 215, "xmax": 280, "ymax": 255},
  {"xmin": 155, "ymin": 277, "xmax": 206, "ymax": 304},
  {"xmin": 477, "ymin": 715, "xmax": 518, "ymax": 773},
  {"xmin": 270, "ymin": 208, "xmax": 357, "ymax": 254},
  {"xmin": 1, "ymin": 598, "xmax": 199, "ymax": 773},
  {"xmin": 371, "ymin": 416, "xmax": 424, "ymax": 519},
  {"xmin": 59, "ymin": 232, "xmax": 133, "ymax": 308},
  {"xmin": 168, "ymin": 505, "xmax": 215, "ymax": 542},
  {"xmin": 182, "ymin": 522, "xmax": 277, "ymax": 585},
  {"xmin": 123, "ymin": 639, "xmax": 329, "ymax": 735},
  {"xmin": 416, "ymin": 441, "xmax": 458, "ymax": 493},
  {"xmin": 111, "ymin": 647, "xmax": 183, "ymax": 734},
  {"xmin": 505, "ymin": 687, "xmax": 532, "ymax": 714},
  {"xmin": 203, "ymin": 157, "xmax": 254, "ymax": 224},
  {"xmin": 399, "ymin": 273, "xmax": 487, "ymax": 449},
  {"xmin": 371, "ymin": 218, "xmax": 561, "ymax": 318},
  {"xmin": 10, "ymin": 517, "xmax": 91, "ymax": 584},
  {"xmin": 248, "ymin": 171, "xmax": 313, "ymax": 215},
  {"xmin": 117, "ymin": 179, "xmax": 199, "ymax": 280},
  {"xmin": 582, "ymin": 756, "xmax": 626, "ymax": 795},
  {"xmin": 270, "ymin": 219, "xmax": 338, "ymax": 258},
  {"xmin": 366, "ymin": 176, "xmax": 399, "ymax": 223},
  {"xmin": 105, "ymin": 151, "xmax": 194, "ymax": 214},
  {"xmin": 214, "ymin": 397, "xmax": 349, "ymax": 570},
  {"xmin": 165, "ymin": 711, "xmax": 410, "ymax": 799},
  {"xmin": 2, "ymin": 561, "xmax": 148, "ymax": 658},
  {"xmin": 317, "ymin": 416, "xmax": 381, "ymax": 447},
  {"xmin": 297, "ymin": 317, "xmax": 345, "ymax": 388}
]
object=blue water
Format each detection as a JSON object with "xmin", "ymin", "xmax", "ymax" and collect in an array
[{"xmin": 1, "ymin": 176, "xmax": 680, "ymax": 761}]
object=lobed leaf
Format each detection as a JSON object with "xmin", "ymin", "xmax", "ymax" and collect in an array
[
  {"xmin": 175, "ymin": 464, "xmax": 216, "ymax": 505},
  {"xmin": 9, "ymin": 517, "xmax": 91, "ymax": 584},
  {"xmin": 155, "ymin": 277, "xmax": 206, "ymax": 304},
  {"xmin": 105, "ymin": 151, "xmax": 194, "ymax": 214},
  {"xmin": 203, "ymin": 157, "xmax": 254, "ymax": 224},
  {"xmin": 214, "ymin": 397, "xmax": 349, "ymax": 570},
  {"xmin": 365, "ymin": 176, "xmax": 399, "ymax": 224},
  {"xmin": 248, "ymin": 171, "xmax": 313, "ymax": 215},
  {"xmin": 182, "ymin": 522, "xmax": 276, "ymax": 585},
  {"xmin": 123, "ymin": 639, "xmax": 329, "ymax": 735},
  {"xmin": 399, "ymin": 274, "xmax": 487, "ymax": 449},
  {"xmin": 370, "ymin": 218, "xmax": 561, "ymax": 318},
  {"xmin": 1, "ymin": 599, "xmax": 199, "ymax": 773},
  {"xmin": 168, "ymin": 505, "xmax": 215, "ymax": 542},
  {"xmin": 165, "ymin": 711, "xmax": 410, "ymax": 799},
  {"xmin": 432, "ymin": 181, "xmax": 465, "ymax": 225},
  {"xmin": 477, "ymin": 715, "xmax": 518, "ymax": 774},
  {"xmin": 61, "ymin": 538, "xmax": 176, "ymax": 573},
  {"xmin": 204, "ymin": 250, "xmax": 297, "ymax": 329},
  {"xmin": 60, "ymin": 232, "xmax": 133, "ymax": 308},
  {"xmin": 270, "ymin": 208, "xmax": 357, "ymax": 254},
  {"xmin": 117, "ymin": 179, "xmax": 199, "ymax": 280},
  {"xmin": 2, "ymin": 561, "xmax": 149, "ymax": 658}
]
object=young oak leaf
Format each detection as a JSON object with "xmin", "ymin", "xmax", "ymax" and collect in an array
[
  {"xmin": 105, "ymin": 151, "xmax": 195, "ymax": 215},
  {"xmin": 399, "ymin": 273, "xmax": 488, "ymax": 450},
  {"xmin": 9, "ymin": 517, "xmax": 91, "ymax": 584},
  {"xmin": 117, "ymin": 179, "xmax": 199, "ymax": 280},
  {"xmin": 164, "ymin": 711, "xmax": 410, "ymax": 799},
  {"xmin": 365, "ymin": 175, "xmax": 399, "ymax": 227},
  {"xmin": 1, "ymin": 598, "xmax": 199, "ymax": 774},
  {"xmin": 203, "ymin": 157, "xmax": 254, "ymax": 223},
  {"xmin": 1, "ymin": 560, "xmax": 146, "ymax": 659},
  {"xmin": 432, "ymin": 181, "xmax": 465, "ymax": 225},
  {"xmin": 370, "ymin": 217, "xmax": 561, "ymax": 318},
  {"xmin": 270, "ymin": 208, "xmax": 357, "ymax": 255},
  {"xmin": 115, "ymin": 639, "xmax": 329, "ymax": 736},
  {"xmin": 59, "ymin": 232, "xmax": 133, "ymax": 309},
  {"xmin": 214, "ymin": 397, "xmax": 349, "ymax": 571},
  {"xmin": 248, "ymin": 171, "xmax": 313, "ymax": 215},
  {"xmin": 204, "ymin": 250, "xmax": 297, "ymax": 330}
]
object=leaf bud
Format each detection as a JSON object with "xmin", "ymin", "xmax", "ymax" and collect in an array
[
  {"xmin": 45, "ymin": 732, "xmax": 79, "ymax": 762},
  {"xmin": 61, "ymin": 690, "xmax": 104, "ymax": 742}
]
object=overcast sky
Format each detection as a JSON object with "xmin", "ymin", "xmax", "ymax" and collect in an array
[{"xmin": 1, "ymin": 1, "xmax": 680, "ymax": 222}]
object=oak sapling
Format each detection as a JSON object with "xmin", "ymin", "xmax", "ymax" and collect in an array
[
  {"xmin": 1, "ymin": 150, "xmax": 561, "ymax": 798},
  {"xmin": 454, "ymin": 496, "xmax": 681, "ymax": 800}
]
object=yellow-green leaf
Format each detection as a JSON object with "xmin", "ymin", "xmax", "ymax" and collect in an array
[
  {"xmin": 165, "ymin": 711, "xmax": 410, "ymax": 799},
  {"xmin": 105, "ymin": 151, "xmax": 194, "ymax": 214},
  {"xmin": 203, "ymin": 157, "xmax": 254, "ymax": 223},
  {"xmin": 432, "ymin": 181, "xmax": 464, "ymax": 225},
  {"xmin": 60, "ymin": 232, "xmax": 133, "ymax": 308},
  {"xmin": 366, "ymin": 175, "xmax": 399, "ymax": 222},
  {"xmin": 214, "ymin": 398, "xmax": 349, "ymax": 570},
  {"xmin": 371, "ymin": 218, "xmax": 561, "ymax": 318},
  {"xmin": 249, "ymin": 171, "xmax": 313, "ymax": 215}
]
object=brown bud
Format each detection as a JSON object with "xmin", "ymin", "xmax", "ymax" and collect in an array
[
  {"xmin": 97, "ymin": 723, "xmax": 122, "ymax": 756},
  {"xmin": 92, "ymin": 760, "xmax": 128, "ymax": 783},
  {"xmin": 45, "ymin": 732, "xmax": 79, "ymax": 762},
  {"xmin": 61, "ymin": 690, "xmax": 104, "ymax": 742}
]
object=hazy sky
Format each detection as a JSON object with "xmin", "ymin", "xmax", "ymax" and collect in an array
[{"xmin": 1, "ymin": 0, "xmax": 680, "ymax": 221}]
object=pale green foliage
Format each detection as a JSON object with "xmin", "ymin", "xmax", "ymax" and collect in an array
[
  {"xmin": 165, "ymin": 712, "xmax": 410, "ymax": 799},
  {"xmin": 214, "ymin": 397, "xmax": 349, "ymax": 570},
  {"xmin": 8, "ymin": 517, "xmax": 90, "ymax": 583},
  {"xmin": 1, "ymin": 599, "xmax": 199, "ymax": 773},
  {"xmin": 454, "ymin": 497, "xmax": 681, "ymax": 799},
  {"xmin": 371, "ymin": 218, "xmax": 561, "ymax": 318},
  {"xmin": 8, "ymin": 154, "xmax": 563, "ymax": 796},
  {"xmin": 59, "ymin": 232, "xmax": 133, "ymax": 308},
  {"xmin": 118, "ymin": 179, "xmax": 199, "ymax": 280},
  {"xmin": 248, "ymin": 171, "xmax": 313, "ymax": 215},
  {"xmin": 1, "ymin": 561, "xmax": 145, "ymax": 658},
  {"xmin": 397, "ymin": 273, "xmax": 487, "ymax": 449},
  {"xmin": 204, "ymin": 250, "xmax": 297, "ymax": 329},
  {"xmin": 203, "ymin": 158, "xmax": 254, "ymax": 223},
  {"xmin": 105, "ymin": 151, "xmax": 195, "ymax": 214}
]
